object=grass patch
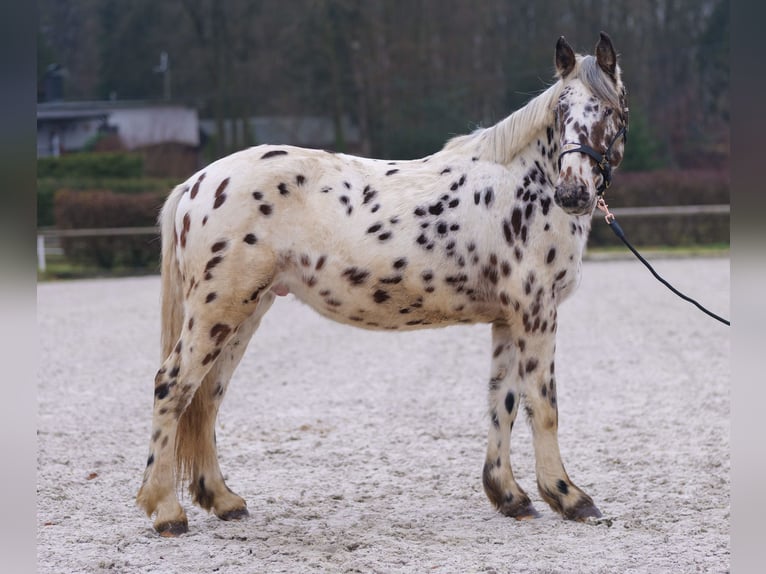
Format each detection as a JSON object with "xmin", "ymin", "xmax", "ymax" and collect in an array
[
  {"xmin": 585, "ymin": 243, "xmax": 729, "ymax": 260},
  {"xmin": 38, "ymin": 254, "xmax": 159, "ymax": 281}
]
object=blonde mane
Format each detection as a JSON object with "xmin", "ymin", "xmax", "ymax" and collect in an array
[{"xmin": 442, "ymin": 54, "xmax": 623, "ymax": 164}]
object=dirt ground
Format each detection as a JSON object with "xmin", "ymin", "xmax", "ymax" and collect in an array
[{"xmin": 37, "ymin": 256, "xmax": 730, "ymax": 573}]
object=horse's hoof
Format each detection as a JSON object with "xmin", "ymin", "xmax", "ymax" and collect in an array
[
  {"xmin": 511, "ymin": 502, "xmax": 541, "ymax": 520},
  {"xmin": 496, "ymin": 498, "xmax": 541, "ymax": 520},
  {"xmin": 156, "ymin": 519, "xmax": 189, "ymax": 537},
  {"xmin": 567, "ymin": 502, "xmax": 602, "ymax": 522},
  {"xmin": 217, "ymin": 507, "xmax": 249, "ymax": 521}
]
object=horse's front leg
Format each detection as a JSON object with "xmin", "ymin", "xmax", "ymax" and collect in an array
[
  {"xmin": 482, "ymin": 322, "xmax": 540, "ymax": 519},
  {"xmin": 523, "ymin": 325, "xmax": 602, "ymax": 521}
]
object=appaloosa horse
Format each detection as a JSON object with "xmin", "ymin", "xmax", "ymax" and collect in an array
[{"xmin": 138, "ymin": 32, "xmax": 628, "ymax": 535}]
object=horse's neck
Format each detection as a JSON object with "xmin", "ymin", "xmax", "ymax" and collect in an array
[{"xmin": 510, "ymin": 124, "xmax": 559, "ymax": 192}]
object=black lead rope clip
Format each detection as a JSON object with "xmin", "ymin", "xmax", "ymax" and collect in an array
[{"xmin": 595, "ymin": 198, "xmax": 730, "ymax": 327}]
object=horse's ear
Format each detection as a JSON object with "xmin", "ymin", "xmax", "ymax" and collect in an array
[
  {"xmin": 595, "ymin": 31, "xmax": 617, "ymax": 80},
  {"xmin": 555, "ymin": 36, "xmax": 576, "ymax": 78}
]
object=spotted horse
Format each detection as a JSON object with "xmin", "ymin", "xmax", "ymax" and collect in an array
[{"xmin": 137, "ymin": 32, "xmax": 629, "ymax": 535}]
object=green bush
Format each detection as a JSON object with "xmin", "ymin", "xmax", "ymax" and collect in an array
[
  {"xmin": 53, "ymin": 189, "xmax": 165, "ymax": 269},
  {"xmin": 37, "ymin": 152, "xmax": 144, "ymax": 179}
]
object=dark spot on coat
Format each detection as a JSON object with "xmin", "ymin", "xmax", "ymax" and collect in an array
[
  {"xmin": 210, "ymin": 323, "xmax": 231, "ymax": 346},
  {"xmin": 367, "ymin": 223, "xmax": 382, "ymax": 234},
  {"xmin": 315, "ymin": 255, "xmax": 326, "ymax": 270},
  {"xmin": 556, "ymin": 479, "xmax": 569, "ymax": 495},
  {"xmin": 484, "ymin": 187, "xmax": 494, "ymax": 207},
  {"xmin": 378, "ymin": 231, "xmax": 392, "ymax": 241},
  {"xmin": 205, "ymin": 256, "xmax": 223, "ymax": 272},
  {"xmin": 259, "ymin": 204, "xmax": 273, "ymax": 216},
  {"xmin": 511, "ymin": 208, "xmax": 522, "ymax": 236},
  {"xmin": 155, "ymin": 383, "xmax": 170, "ymax": 400},
  {"xmin": 393, "ymin": 258, "xmax": 407, "ymax": 269},
  {"xmin": 505, "ymin": 392, "xmax": 515, "ymax": 414},
  {"xmin": 261, "ymin": 149, "xmax": 288, "ymax": 159},
  {"xmin": 243, "ymin": 234, "xmax": 257, "ymax": 245},
  {"xmin": 180, "ymin": 213, "xmax": 191, "ymax": 248},
  {"xmin": 373, "ymin": 289, "xmax": 390, "ymax": 303},
  {"xmin": 428, "ymin": 202, "xmax": 444, "ymax": 216},
  {"xmin": 205, "ymin": 292, "xmax": 217, "ymax": 303},
  {"xmin": 362, "ymin": 187, "xmax": 378, "ymax": 205},
  {"xmin": 190, "ymin": 173, "xmax": 206, "ymax": 199},
  {"xmin": 342, "ymin": 267, "xmax": 370, "ymax": 286},
  {"xmin": 380, "ymin": 275, "xmax": 402, "ymax": 284},
  {"xmin": 212, "ymin": 240, "xmax": 228, "ymax": 252},
  {"xmin": 278, "ymin": 182, "xmax": 289, "ymax": 196},
  {"xmin": 213, "ymin": 178, "xmax": 230, "ymax": 209},
  {"xmin": 385, "ymin": 169, "xmax": 399, "ymax": 176},
  {"xmin": 502, "ymin": 220, "xmax": 513, "ymax": 245},
  {"xmin": 546, "ymin": 248, "xmax": 557, "ymax": 264},
  {"xmin": 296, "ymin": 174, "xmax": 306, "ymax": 186}
]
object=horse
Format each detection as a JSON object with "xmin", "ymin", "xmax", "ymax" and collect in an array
[{"xmin": 137, "ymin": 32, "xmax": 629, "ymax": 536}]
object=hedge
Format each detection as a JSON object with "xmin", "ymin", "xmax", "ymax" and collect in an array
[
  {"xmin": 604, "ymin": 169, "xmax": 729, "ymax": 208},
  {"xmin": 38, "ymin": 177, "xmax": 175, "ymax": 227},
  {"xmin": 588, "ymin": 169, "xmax": 730, "ymax": 247},
  {"xmin": 38, "ymin": 152, "xmax": 144, "ymax": 179},
  {"xmin": 53, "ymin": 189, "xmax": 165, "ymax": 269}
]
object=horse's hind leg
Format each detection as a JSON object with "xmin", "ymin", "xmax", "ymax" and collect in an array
[
  {"xmin": 137, "ymin": 272, "xmax": 274, "ymax": 535},
  {"xmin": 482, "ymin": 322, "xmax": 539, "ymax": 519},
  {"xmin": 523, "ymin": 329, "xmax": 602, "ymax": 521},
  {"xmin": 177, "ymin": 292, "xmax": 276, "ymax": 521}
]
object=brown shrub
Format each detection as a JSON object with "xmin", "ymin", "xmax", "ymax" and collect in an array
[{"xmin": 53, "ymin": 190, "xmax": 166, "ymax": 269}]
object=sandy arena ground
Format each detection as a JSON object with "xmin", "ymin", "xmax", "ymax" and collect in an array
[{"xmin": 37, "ymin": 256, "xmax": 730, "ymax": 573}]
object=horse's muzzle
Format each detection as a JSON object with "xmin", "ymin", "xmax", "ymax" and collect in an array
[{"xmin": 554, "ymin": 182, "xmax": 593, "ymax": 216}]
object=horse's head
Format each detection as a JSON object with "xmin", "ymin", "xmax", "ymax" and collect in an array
[{"xmin": 553, "ymin": 32, "xmax": 628, "ymax": 216}]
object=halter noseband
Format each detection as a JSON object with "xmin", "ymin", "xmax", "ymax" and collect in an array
[{"xmin": 557, "ymin": 124, "xmax": 627, "ymax": 196}]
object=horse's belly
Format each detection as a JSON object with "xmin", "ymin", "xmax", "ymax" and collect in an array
[{"xmin": 282, "ymin": 274, "xmax": 500, "ymax": 331}]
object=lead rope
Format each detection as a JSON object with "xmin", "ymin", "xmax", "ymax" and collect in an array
[{"xmin": 595, "ymin": 198, "xmax": 730, "ymax": 326}]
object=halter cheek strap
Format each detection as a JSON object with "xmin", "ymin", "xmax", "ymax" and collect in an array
[{"xmin": 557, "ymin": 125, "xmax": 627, "ymax": 196}]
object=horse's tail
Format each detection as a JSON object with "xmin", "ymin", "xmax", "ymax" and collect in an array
[
  {"xmin": 158, "ymin": 184, "xmax": 186, "ymax": 361},
  {"xmin": 159, "ymin": 184, "xmax": 218, "ymax": 493}
]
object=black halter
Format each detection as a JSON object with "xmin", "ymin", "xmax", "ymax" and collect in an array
[{"xmin": 557, "ymin": 124, "xmax": 627, "ymax": 196}]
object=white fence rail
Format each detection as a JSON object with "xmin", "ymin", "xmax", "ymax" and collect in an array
[
  {"xmin": 36, "ymin": 204, "xmax": 730, "ymax": 272},
  {"xmin": 37, "ymin": 226, "xmax": 159, "ymax": 273}
]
